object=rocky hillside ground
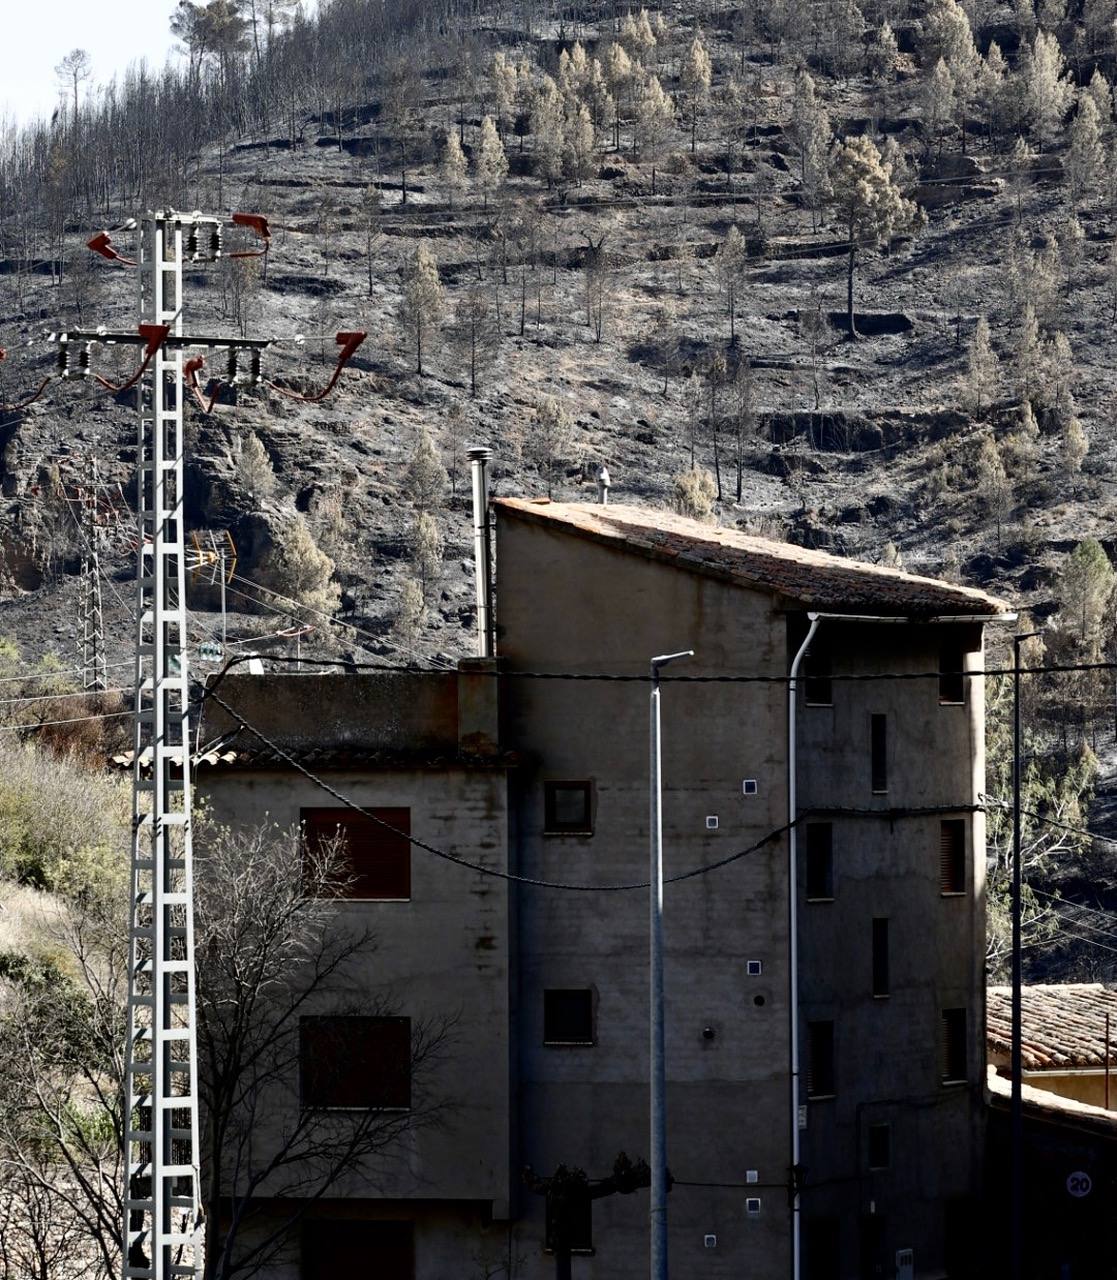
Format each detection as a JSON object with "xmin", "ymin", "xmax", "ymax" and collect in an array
[{"xmin": 2, "ymin": 0, "xmax": 1117, "ymax": 974}]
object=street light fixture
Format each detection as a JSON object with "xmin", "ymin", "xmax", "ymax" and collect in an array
[{"xmin": 649, "ymin": 649, "xmax": 693, "ymax": 1280}]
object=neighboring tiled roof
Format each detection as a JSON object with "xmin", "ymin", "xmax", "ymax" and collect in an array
[
  {"xmin": 986, "ymin": 1066, "xmax": 1117, "ymax": 1135},
  {"xmin": 495, "ymin": 499, "xmax": 1012, "ymax": 617},
  {"xmin": 988, "ymin": 984, "xmax": 1117, "ymax": 1070}
]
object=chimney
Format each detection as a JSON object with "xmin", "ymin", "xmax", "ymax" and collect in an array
[
  {"xmin": 468, "ymin": 446, "xmax": 494, "ymax": 658},
  {"xmin": 597, "ymin": 464, "xmax": 611, "ymax": 505}
]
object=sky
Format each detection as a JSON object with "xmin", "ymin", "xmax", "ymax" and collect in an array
[{"xmin": 1, "ymin": 1, "xmax": 181, "ymax": 126}]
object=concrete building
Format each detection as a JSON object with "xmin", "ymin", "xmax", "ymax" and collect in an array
[{"xmin": 195, "ymin": 498, "xmax": 1010, "ymax": 1280}]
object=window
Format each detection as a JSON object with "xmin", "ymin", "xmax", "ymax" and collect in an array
[
  {"xmin": 804, "ymin": 650, "xmax": 832, "ymax": 706},
  {"xmin": 544, "ymin": 781, "xmax": 593, "ymax": 834},
  {"xmin": 939, "ymin": 647, "xmax": 966, "ymax": 705},
  {"xmin": 543, "ymin": 989, "xmax": 594, "ymax": 1045},
  {"xmin": 940, "ymin": 1008, "xmax": 967, "ymax": 1084},
  {"xmin": 870, "ymin": 715, "xmax": 887, "ymax": 794},
  {"xmin": 300, "ymin": 807, "xmax": 410, "ymax": 900},
  {"xmin": 302, "ymin": 1221, "xmax": 414, "ymax": 1280},
  {"xmin": 939, "ymin": 820, "xmax": 966, "ymax": 895},
  {"xmin": 867, "ymin": 1123, "xmax": 891, "ymax": 1170},
  {"xmin": 806, "ymin": 823, "xmax": 834, "ymax": 900},
  {"xmin": 804, "ymin": 1217, "xmax": 840, "ymax": 1280},
  {"xmin": 806, "ymin": 1020, "xmax": 835, "ymax": 1098},
  {"xmin": 545, "ymin": 1188, "xmax": 593, "ymax": 1254},
  {"xmin": 300, "ymin": 1016, "xmax": 411, "ymax": 1109},
  {"xmin": 871, "ymin": 919, "xmax": 889, "ymax": 997}
]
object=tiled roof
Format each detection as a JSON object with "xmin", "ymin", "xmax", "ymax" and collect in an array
[
  {"xmin": 494, "ymin": 499, "xmax": 1012, "ymax": 617},
  {"xmin": 988, "ymin": 984, "xmax": 1117, "ymax": 1070}
]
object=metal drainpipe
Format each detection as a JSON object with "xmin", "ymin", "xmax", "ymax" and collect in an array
[
  {"xmin": 468, "ymin": 446, "xmax": 493, "ymax": 658},
  {"xmin": 787, "ymin": 614, "xmax": 821, "ymax": 1280}
]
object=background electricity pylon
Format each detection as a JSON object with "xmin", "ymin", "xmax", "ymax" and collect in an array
[{"xmin": 78, "ymin": 458, "xmax": 107, "ymax": 692}]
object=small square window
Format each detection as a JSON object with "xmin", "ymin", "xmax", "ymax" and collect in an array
[
  {"xmin": 940, "ymin": 820, "xmax": 966, "ymax": 895},
  {"xmin": 805, "ymin": 823, "xmax": 834, "ymax": 900},
  {"xmin": 544, "ymin": 781, "xmax": 593, "ymax": 834},
  {"xmin": 867, "ymin": 1123, "xmax": 891, "ymax": 1170},
  {"xmin": 940, "ymin": 1007, "xmax": 967, "ymax": 1084},
  {"xmin": 939, "ymin": 647, "xmax": 966, "ymax": 705},
  {"xmin": 806, "ymin": 1020, "xmax": 835, "ymax": 1098},
  {"xmin": 543, "ymin": 989, "xmax": 594, "ymax": 1045},
  {"xmin": 746, "ymin": 1197, "xmax": 762, "ymax": 1218}
]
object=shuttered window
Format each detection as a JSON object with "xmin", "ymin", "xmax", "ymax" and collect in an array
[
  {"xmin": 806, "ymin": 1020, "xmax": 835, "ymax": 1098},
  {"xmin": 301, "ymin": 807, "xmax": 410, "ymax": 900},
  {"xmin": 870, "ymin": 715, "xmax": 887, "ymax": 793},
  {"xmin": 302, "ymin": 1220, "xmax": 414, "ymax": 1280},
  {"xmin": 300, "ymin": 1016, "xmax": 411, "ymax": 1109},
  {"xmin": 871, "ymin": 919, "xmax": 889, "ymax": 998},
  {"xmin": 805, "ymin": 823, "xmax": 834, "ymax": 900},
  {"xmin": 940, "ymin": 1008, "xmax": 967, "ymax": 1084},
  {"xmin": 804, "ymin": 1218, "xmax": 840, "ymax": 1280},
  {"xmin": 544, "ymin": 782, "xmax": 593, "ymax": 834},
  {"xmin": 940, "ymin": 820, "xmax": 966, "ymax": 895}
]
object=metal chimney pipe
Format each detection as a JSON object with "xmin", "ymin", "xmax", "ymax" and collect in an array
[
  {"xmin": 597, "ymin": 465, "xmax": 611, "ymax": 505},
  {"xmin": 468, "ymin": 446, "xmax": 494, "ymax": 658}
]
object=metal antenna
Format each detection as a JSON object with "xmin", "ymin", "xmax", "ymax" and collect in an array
[{"xmin": 123, "ymin": 212, "xmax": 203, "ymax": 1280}]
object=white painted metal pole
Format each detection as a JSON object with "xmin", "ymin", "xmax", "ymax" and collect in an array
[
  {"xmin": 788, "ymin": 615, "xmax": 821, "ymax": 1280},
  {"xmin": 468, "ymin": 446, "xmax": 493, "ymax": 658},
  {"xmin": 650, "ymin": 649, "xmax": 693, "ymax": 1280}
]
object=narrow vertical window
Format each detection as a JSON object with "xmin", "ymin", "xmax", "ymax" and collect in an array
[
  {"xmin": 806, "ymin": 1020, "xmax": 835, "ymax": 1098},
  {"xmin": 870, "ymin": 715, "xmax": 887, "ymax": 793},
  {"xmin": 805, "ymin": 823, "xmax": 834, "ymax": 900},
  {"xmin": 940, "ymin": 1008, "xmax": 967, "ymax": 1083},
  {"xmin": 804, "ymin": 650, "xmax": 832, "ymax": 706},
  {"xmin": 871, "ymin": 918, "xmax": 890, "ymax": 997},
  {"xmin": 939, "ymin": 647, "xmax": 966, "ymax": 705},
  {"xmin": 867, "ymin": 1123, "xmax": 891, "ymax": 1170},
  {"xmin": 939, "ymin": 820, "xmax": 966, "ymax": 895}
]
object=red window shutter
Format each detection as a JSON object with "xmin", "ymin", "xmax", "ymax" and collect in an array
[
  {"xmin": 301, "ymin": 807, "xmax": 411, "ymax": 900},
  {"xmin": 302, "ymin": 1220, "xmax": 414, "ymax": 1280},
  {"xmin": 301, "ymin": 1016, "xmax": 411, "ymax": 1110}
]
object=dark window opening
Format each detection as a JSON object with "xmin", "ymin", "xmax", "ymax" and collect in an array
[
  {"xmin": 804, "ymin": 1217, "xmax": 840, "ymax": 1280},
  {"xmin": 871, "ymin": 919, "xmax": 890, "ymax": 997},
  {"xmin": 545, "ymin": 1189, "xmax": 593, "ymax": 1254},
  {"xmin": 941, "ymin": 1008, "xmax": 967, "ymax": 1084},
  {"xmin": 300, "ymin": 1016, "xmax": 411, "ymax": 1109},
  {"xmin": 858, "ymin": 1213, "xmax": 886, "ymax": 1280},
  {"xmin": 806, "ymin": 1020, "xmax": 835, "ymax": 1098},
  {"xmin": 301, "ymin": 807, "xmax": 411, "ymax": 900},
  {"xmin": 867, "ymin": 1123, "xmax": 891, "ymax": 1171},
  {"xmin": 939, "ymin": 647, "xmax": 966, "ymax": 705},
  {"xmin": 940, "ymin": 820, "xmax": 966, "ymax": 895},
  {"xmin": 544, "ymin": 989, "xmax": 594, "ymax": 1045},
  {"xmin": 804, "ymin": 650, "xmax": 833, "ymax": 706},
  {"xmin": 870, "ymin": 715, "xmax": 887, "ymax": 794},
  {"xmin": 544, "ymin": 781, "xmax": 593, "ymax": 834},
  {"xmin": 302, "ymin": 1220, "xmax": 414, "ymax": 1280},
  {"xmin": 806, "ymin": 823, "xmax": 834, "ymax": 900}
]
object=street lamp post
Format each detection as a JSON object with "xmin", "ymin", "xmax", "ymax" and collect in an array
[
  {"xmin": 1011, "ymin": 629, "xmax": 1040, "ymax": 1280},
  {"xmin": 649, "ymin": 650, "xmax": 693, "ymax": 1280}
]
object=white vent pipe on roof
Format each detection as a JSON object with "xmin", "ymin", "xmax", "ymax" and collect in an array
[{"xmin": 468, "ymin": 446, "xmax": 494, "ymax": 658}]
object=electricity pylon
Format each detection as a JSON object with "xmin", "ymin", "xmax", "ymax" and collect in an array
[{"xmin": 51, "ymin": 205, "xmax": 361, "ymax": 1280}]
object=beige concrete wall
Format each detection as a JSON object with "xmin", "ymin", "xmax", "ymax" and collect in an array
[
  {"xmin": 197, "ymin": 765, "xmax": 512, "ymax": 1216},
  {"xmin": 496, "ymin": 513, "xmax": 792, "ymax": 1280},
  {"xmin": 1024, "ymin": 1071, "xmax": 1116, "ymax": 1110}
]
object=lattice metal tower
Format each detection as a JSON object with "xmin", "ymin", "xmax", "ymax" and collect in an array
[
  {"xmin": 124, "ymin": 213, "xmax": 203, "ymax": 1280},
  {"xmin": 79, "ymin": 459, "xmax": 108, "ymax": 692}
]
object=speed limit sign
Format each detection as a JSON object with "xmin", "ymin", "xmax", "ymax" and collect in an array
[{"xmin": 1066, "ymin": 1171, "xmax": 1093, "ymax": 1198}]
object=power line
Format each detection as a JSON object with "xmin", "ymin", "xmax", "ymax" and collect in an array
[{"xmin": 0, "ymin": 708, "xmax": 133, "ymax": 731}]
